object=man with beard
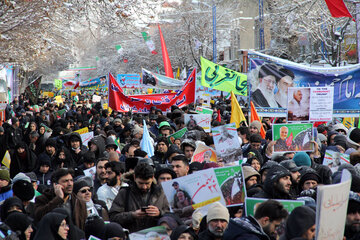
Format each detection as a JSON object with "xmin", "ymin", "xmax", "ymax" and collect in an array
[
  {"xmin": 253, "ymin": 165, "xmax": 294, "ymax": 200},
  {"xmin": 251, "ymin": 64, "xmax": 280, "ymax": 108},
  {"xmin": 93, "ymin": 158, "xmax": 109, "ymax": 192},
  {"xmin": 274, "ymin": 67, "xmax": 294, "ymax": 108},
  {"xmin": 274, "ymin": 126, "xmax": 295, "ymax": 152},
  {"xmin": 224, "ymin": 199, "xmax": 288, "ymax": 240},
  {"xmin": 345, "ymin": 197, "xmax": 360, "ymax": 240},
  {"xmin": 199, "ymin": 202, "xmax": 229, "ymax": 240},
  {"xmin": 280, "ymin": 160, "xmax": 301, "ymax": 196},
  {"xmin": 97, "ymin": 161, "xmax": 125, "ymax": 210},
  {"xmin": 109, "ymin": 163, "xmax": 169, "ymax": 232}
]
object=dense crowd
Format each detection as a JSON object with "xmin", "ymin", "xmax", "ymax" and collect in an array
[{"xmin": 0, "ymin": 92, "xmax": 359, "ymax": 240}]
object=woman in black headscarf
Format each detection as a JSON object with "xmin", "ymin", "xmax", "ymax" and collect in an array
[
  {"xmin": 33, "ymin": 212, "xmax": 69, "ymax": 240},
  {"xmin": 0, "ymin": 197, "xmax": 25, "ymax": 221},
  {"xmin": 5, "ymin": 212, "xmax": 33, "ymax": 240}
]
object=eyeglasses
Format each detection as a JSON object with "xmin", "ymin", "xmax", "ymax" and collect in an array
[
  {"xmin": 60, "ymin": 222, "xmax": 69, "ymax": 228},
  {"xmin": 80, "ymin": 188, "xmax": 91, "ymax": 194}
]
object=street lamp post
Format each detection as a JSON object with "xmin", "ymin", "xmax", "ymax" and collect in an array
[{"xmin": 212, "ymin": 3, "xmax": 217, "ymax": 63}]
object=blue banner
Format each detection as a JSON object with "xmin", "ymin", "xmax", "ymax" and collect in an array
[
  {"xmin": 117, "ymin": 74, "xmax": 140, "ymax": 88},
  {"xmin": 80, "ymin": 75, "xmax": 107, "ymax": 90},
  {"xmin": 248, "ymin": 51, "xmax": 360, "ymax": 117}
]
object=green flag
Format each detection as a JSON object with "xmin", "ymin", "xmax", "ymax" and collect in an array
[
  {"xmin": 168, "ymin": 127, "xmax": 188, "ymax": 144},
  {"xmin": 201, "ymin": 57, "xmax": 247, "ymax": 96}
]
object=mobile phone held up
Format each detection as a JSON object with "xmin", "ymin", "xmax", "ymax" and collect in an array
[{"xmin": 141, "ymin": 206, "xmax": 149, "ymax": 212}]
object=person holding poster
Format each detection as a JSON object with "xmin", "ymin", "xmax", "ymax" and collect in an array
[
  {"xmin": 251, "ymin": 63, "xmax": 280, "ymax": 108},
  {"xmin": 287, "ymin": 88, "xmax": 310, "ymax": 121}
]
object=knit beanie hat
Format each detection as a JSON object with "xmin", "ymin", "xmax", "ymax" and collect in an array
[
  {"xmin": 285, "ymin": 206, "xmax": 315, "ymax": 239},
  {"xmin": 0, "ymin": 168, "xmax": 10, "ymax": 182},
  {"xmin": 250, "ymin": 120, "xmax": 261, "ymax": 132},
  {"xmin": 12, "ymin": 180, "xmax": 35, "ymax": 201},
  {"xmin": 73, "ymin": 179, "xmax": 91, "ymax": 195},
  {"xmin": 299, "ymin": 171, "xmax": 321, "ymax": 189},
  {"xmin": 293, "ymin": 152, "xmax": 312, "ymax": 167},
  {"xmin": 242, "ymin": 166, "xmax": 260, "ymax": 181},
  {"xmin": 206, "ymin": 202, "xmax": 229, "ymax": 223},
  {"xmin": 192, "ymin": 208, "xmax": 203, "ymax": 230}
]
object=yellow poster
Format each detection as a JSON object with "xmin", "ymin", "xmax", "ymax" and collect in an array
[{"xmin": 74, "ymin": 127, "xmax": 89, "ymax": 135}]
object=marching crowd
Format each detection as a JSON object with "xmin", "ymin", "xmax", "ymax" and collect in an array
[{"xmin": 0, "ymin": 92, "xmax": 358, "ymax": 240}]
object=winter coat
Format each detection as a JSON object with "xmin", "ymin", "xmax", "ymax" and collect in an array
[
  {"xmin": 9, "ymin": 142, "xmax": 37, "ymax": 178},
  {"xmin": 34, "ymin": 188, "xmax": 87, "ymax": 230},
  {"xmin": 0, "ymin": 184, "xmax": 13, "ymax": 202},
  {"xmin": 88, "ymin": 135, "xmax": 106, "ymax": 159},
  {"xmin": 67, "ymin": 132, "xmax": 88, "ymax": 165},
  {"xmin": 223, "ymin": 217, "xmax": 270, "ymax": 240},
  {"xmin": 5, "ymin": 125, "xmax": 23, "ymax": 150},
  {"xmin": 109, "ymin": 181, "xmax": 170, "ymax": 233}
]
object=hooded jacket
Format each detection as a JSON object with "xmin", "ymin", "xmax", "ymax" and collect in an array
[
  {"xmin": 88, "ymin": 135, "xmax": 106, "ymax": 159},
  {"xmin": 253, "ymin": 165, "xmax": 293, "ymax": 200},
  {"xmin": 67, "ymin": 132, "xmax": 88, "ymax": 164},
  {"xmin": 223, "ymin": 217, "xmax": 270, "ymax": 240},
  {"xmin": 109, "ymin": 180, "xmax": 169, "ymax": 233}
]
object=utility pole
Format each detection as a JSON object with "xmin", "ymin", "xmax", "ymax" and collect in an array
[{"xmin": 212, "ymin": 2, "xmax": 217, "ymax": 63}]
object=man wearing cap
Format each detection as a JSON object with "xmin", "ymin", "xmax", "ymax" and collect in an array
[
  {"xmin": 280, "ymin": 160, "xmax": 302, "ymax": 196},
  {"xmin": 0, "ymin": 167, "xmax": 13, "ymax": 201},
  {"xmin": 155, "ymin": 167, "xmax": 176, "ymax": 184},
  {"xmin": 299, "ymin": 167, "xmax": 321, "ymax": 192},
  {"xmin": 242, "ymin": 166, "xmax": 260, "ymax": 190},
  {"xmin": 249, "ymin": 121, "xmax": 261, "ymax": 135},
  {"xmin": 198, "ymin": 202, "xmax": 229, "ymax": 240},
  {"xmin": 97, "ymin": 161, "xmax": 125, "ymax": 210},
  {"xmin": 109, "ymin": 163, "xmax": 170, "ymax": 232},
  {"xmin": 159, "ymin": 121, "xmax": 173, "ymax": 137}
]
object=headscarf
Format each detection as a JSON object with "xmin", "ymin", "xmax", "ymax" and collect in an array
[
  {"xmin": 33, "ymin": 212, "xmax": 67, "ymax": 240},
  {"xmin": 5, "ymin": 212, "xmax": 32, "ymax": 240},
  {"xmin": 0, "ymin": 197, "xmax": 25, "ymax": 221}
]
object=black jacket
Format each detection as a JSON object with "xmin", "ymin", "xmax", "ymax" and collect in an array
[{"xmin": 223, "ymin": 217, "xmax": 270, "ymax": 240}]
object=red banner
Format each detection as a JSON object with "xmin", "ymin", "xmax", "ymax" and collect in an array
[{"xmin": 109, "ymin": 69, "xmax": 196, "ymax": 113}]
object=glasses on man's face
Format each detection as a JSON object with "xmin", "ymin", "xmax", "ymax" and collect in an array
[{"xmin": 80, "ymin": 188, "xmax": 91, "ymax": 194}]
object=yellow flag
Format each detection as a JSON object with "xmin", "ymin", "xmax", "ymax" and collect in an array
[
  {"xmin": 176, "ymin": 67, "xmax": 180, "ymax": 79},
  {"xmin": 230, "ymin": 91, "xmax": 247, "ymax": 127},
  {"xmin": 343, "ymin": 117, "xmax": 354, "ymax": 129},
  {"xmin": 2, "ymin": 151, "xmax": 10, "ymax": 169}
]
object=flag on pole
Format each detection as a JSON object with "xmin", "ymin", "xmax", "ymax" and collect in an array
[
  {"xmin": 230, "ymin": 91, "xmax": 247, "ymax": 128},
  {"xmin": 158, "ymin": 24, "xmax": 174, "ymax": 78},
  {"xmin": 180, "ymin": 68, "xmax": 187, "ymax": 80},
  {"xmin": 140, "ymin": 120, "xmax": 154, "ymax": 157},
  {"xmin": 115, "ymin": 45, "xmax": 128, "ymax": 63},
  {"xmin": 250, "ymin": 101, "xmax": 266, "ymax": 138},
  {"xmin": 216, "ymin": 109, "xmax": 221, "ymax": 122},
  {"xmin": 2, "ymin": 151, "xmax": 10, "ymax": 169},
  {"xmin": 176, "ymin": 68, "xmax": 180, "ymax": 79},
  {"xmin": 324, "ymin": 0, "xmax": 354, "ymax": 20},
  {"xmin": 141, "ymin": 32, "xmax": 158, "ymax": 55}
]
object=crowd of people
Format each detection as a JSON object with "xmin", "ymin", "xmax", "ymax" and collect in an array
[{"xmin": 0, "ymin": 92, "xmax": 359, "ymax": 240}]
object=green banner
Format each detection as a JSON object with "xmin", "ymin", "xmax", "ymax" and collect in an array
[
  {"xmin": 214, "ymin": 166, "xmax": 245, "ymax": 207},
  {"xmin": 201, "ymin": 57, "xmax": 247, "ymax": 96},
  {"xmin": 54, "ymin": 79, "xmax": 62, "ymax": 89},
  {"xmin": 245, "ymin": 197, "xmax": 305, "ymax": 217},
  {"xmin": 168, "ymin": 127, "xmax": 187, "ymax": 144},
  {"xmin": 196, "ymin": 106, "xmax": 214, "ymax": 115}
]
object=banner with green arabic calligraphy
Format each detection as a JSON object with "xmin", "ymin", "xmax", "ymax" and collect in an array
[
  {"xmin": 200, "ymin": 57, "xmax": 247, "ymax": 96},
  {"xmin": 25, "ymin": 76, "xmax": 42, "ymax": 105}
]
